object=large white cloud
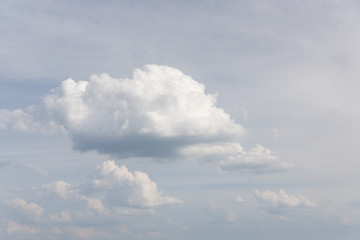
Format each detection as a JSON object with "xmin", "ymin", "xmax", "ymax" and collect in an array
[
  {"xmin": 42, "ymin": 65, "xmax": 245, "ymax": 158},
  {"xmin": 254, "ymin": 189, "xmax": 316, "ymax": 213},
  {"xmin": 0, "ymin": 65, "xmax": 292, "ymax": 172}
]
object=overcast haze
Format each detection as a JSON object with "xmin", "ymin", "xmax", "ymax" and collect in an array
[{"xmin": 1, "ymin": 1, "xmax": 360, "ymax": 239}]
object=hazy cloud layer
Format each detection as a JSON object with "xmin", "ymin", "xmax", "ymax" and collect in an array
[{"xmin": 254, "ymin": 189, "xmax": 316, "ymax": 213}]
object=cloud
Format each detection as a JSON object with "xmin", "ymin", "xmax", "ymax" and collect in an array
[
  {"xmin": 235, "ymin": 195, "xmax": 245, "ymax": 202},
  {"xmin": 0, "ymin": 158, "xmax": 10, "ymax": 169},
  {"xmin": 0, "ymin": 65, "xmax": 292, "ymax": 173},
  {"xmin": 6, "ymin": 221, "xmax": 36, "ymax": 237},
  {"xmin": 89, "ymin": 160, "xmax": 183, "ymax": 207},
  {"xmin": 3, "ymin": 198, "xmax": 44, "ymax": 222},
  {"xmin": 36, "ymin": 160, "xmax": 182, "ymax": 210},
  {"xmin": 77, "ymin": 196, "xmax": 107, "ymax": 214},
  {"xmin": 205, "ymin": 201, "xmax": 236, "ymax": 223},
  {"xmin": 42, "ymin": 64, "xmax": 245, "ymax": 158},
  {"xmin": 67, "ymin": 227, "xmax": 94, "ymax": 239},
  {"xmin": 0, "ymin": 107, "xmax": 60, "ymax": 134},
  {"xmin": 25, "ymin": 163, "xmax": 49, "ymax": 176},
  {"xmin": 269, "ymin": 128, "xmax": 280, "ymax": 140},
  {"xmin": 324, "ymin": 200, "xmax": 360, "ymax": 225},
  {"xmin": 49, "ymin": 211, "xmax": 71, "ymax": 223},
  {"xmin": 39, "ymin": 180, "xmax": 76, "ymax": 199},
  {"xmin": 254, "ymin": 189, "xmax": 316, "ymax": 213},
  {"xmin": 183, "ymin": 143, "xmax": 292, "ymax": 173}
]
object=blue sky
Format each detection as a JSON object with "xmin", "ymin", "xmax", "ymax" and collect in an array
[{"xmin": 1, "ymin": 0, "xmax": 360, "ymax": 239}]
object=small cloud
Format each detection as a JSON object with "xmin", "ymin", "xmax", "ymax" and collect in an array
[
  {"xmin": 49, "ymin": 211, "xmax": 71, "ymax": 222},
  {"xmin": 254, "ymin": 189, "xmax": 316, "ymax": 213},
  {"xmin": 25, "ymin": 163, "xmax": 49, "ymax": 176},
  {"xmin": 89, "ymin": 160, "xmax": 183, "ymax": 207},
  {"xmin": 77, "ymin": 196, "xmax": 107, "ymax": 214},
  {"xmin": 0, "ymin": 107, "xmax": 61, "ymax": 135},
  {"xmin": 235, "ymin": 195, "xmax": 245, "ymax": 202},
  {"xmin": 205, "ymin": 200, "xmax": 236, "ymax": 223},
  {"xmin": 3, "ymin": 198, "xmax": 44, "ymax": 222},
  {"xmin": 6, "ymin": 221, "xmax": 36, "ymax": 237},
  {"xmin": 187, "ymin": 143, "xmax": 292, "ymax": 173},
  {"xmin": 39, "ymin": 180, "xmax": 76, "ymax": 199},
  {"xmin": 324, "ymin": 200, "xmax": 360, "ymax": 225},
  {"xmin": 67, "ymin": 227, "xmax": 94, "ymax": 239},
  {"xmin": 0, "ymin": 158, "xmax": 10, "ymax": 169},
  {"xmin": 51, "ymin": 227, "xmax": 62, "ymax": 234}
]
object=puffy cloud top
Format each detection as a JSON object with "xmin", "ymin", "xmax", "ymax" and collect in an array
[
  {"xmin": 91, "ymin": 160, "xmax": 183, "ymax": 207},
  {"xmin": 43, "ymin": 65, "xmax": 245, "ymax": 158}
]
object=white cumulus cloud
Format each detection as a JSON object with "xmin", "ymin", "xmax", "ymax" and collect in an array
[
  {"xmin": 0, "ymin": 65, "xmax": 292, "ymax": 173},
  {"xmin": 42, "ymin": 65, "xmax": 245, "ymax": 158},
  {"xmin": 254, "ymin": 189, "xmax": 316, "ymax": 213},
  {"xmin": 35, "ymin": 160, "xmax": 181, "ymax": 211},
  {"xmin": 90, "ymin": 160, "xmax": 183, "ymax": 207}
]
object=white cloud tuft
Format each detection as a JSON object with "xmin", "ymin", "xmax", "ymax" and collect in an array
[
  {"xmin": 90, "ymin": 160, "xmax": 183, "ymax": 207},
  {"xmin": 254, "ymin": 189, "xmax": 316, "ymax": 213},
  {"xmin": 42, "ymin": 65, "xmax": 245, "ymax": 158}
]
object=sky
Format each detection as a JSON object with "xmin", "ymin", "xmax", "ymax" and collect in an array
[{"xmin": 1, "ymin": 0, "xmax": 360, "ymax": 239}]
